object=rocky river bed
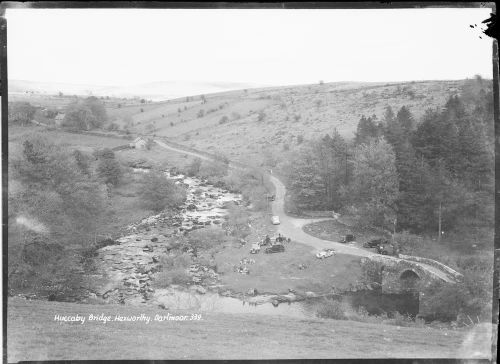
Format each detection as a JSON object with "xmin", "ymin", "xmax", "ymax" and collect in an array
[{"xmin": 87, "ymin": 169, "xmax": 245, "ymax": 305}]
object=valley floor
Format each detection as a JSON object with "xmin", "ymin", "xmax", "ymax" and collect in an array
[{"xmin": 7, "ymin": 298, "xmax": 493, "ymax": 361}]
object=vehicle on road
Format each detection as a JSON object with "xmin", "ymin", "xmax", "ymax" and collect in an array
[
  {"xmin": 315, "ymin": 249, "xmax": 336, "ymax": 259},
  {"xmin": 363, "ymin": 238, "xmax": 388, "ymax": 248},
  {"xmin": 377, "ymin": 243, "xmax": 399, "ymax": 256},
  {"xmin": 265, "ymin": 244, "xmax": 285, "ymax": 254},
  {"xmin": 267, "ymin": 194, "xmax": 275, "ymax": 201},
  {"xmin": 340, "ymin": 234, "xmax": 356, "ymax": 244},
  {"xmin": 271, "ymin": 215, "xmax": 280, "ymax": 225}
]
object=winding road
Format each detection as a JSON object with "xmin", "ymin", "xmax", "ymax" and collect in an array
[{"xmin": 154, "ymin": 139, "xmax": 458, "ymax": 283}]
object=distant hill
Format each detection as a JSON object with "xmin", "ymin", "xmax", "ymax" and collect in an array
[
  {"xmin": 9, "ymin": 79, "xmax": 268, "ymax": 101},
  {"xmin": 101, "ymin": 79, "xmax": 476, "ymax": 165},
  {"xmin": 11, "ymin": 78, "xmax": 489, "ymax": 167}
]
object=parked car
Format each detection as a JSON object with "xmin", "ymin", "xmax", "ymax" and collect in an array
[
  {"xmin": 267, "ymin": 194, "xmax": 275, "ymax": 201},
  {"xmin": 363, "ymin": 238, "xmax": 388, "ymax": 248},
  {"xmin": 250, "ymin": 243, "xmax": 261, "ymax": 254},
  {"xmin": 340, "ymin": 234, "xmax": 355, "ymax": 244},
  {"xmin": 271, "ymin": 215, "xmax": 280, "ymax": 225},
  {"xmin": 377, "ymin": 243, "xmax": 399, "ymax": 256},
  {"xmin": 315, "ymin": 249, "xmax": 336, "ymax": 259},
  {"xmin": 265, "ymin": 244, "xmax": 285, "ymax": 254}
]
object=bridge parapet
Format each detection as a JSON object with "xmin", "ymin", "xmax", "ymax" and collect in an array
[
  {"xmin": 398, "ymin": 254, "xmax": 463, "ymax": 281},
  {"xmin": 369, "ymin": 255, "xmax": 459, "ymax": 294}
]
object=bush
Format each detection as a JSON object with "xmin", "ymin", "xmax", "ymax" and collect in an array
[
  {"xmin": 197, "ymin": 109, "xmax": 205, "ymax": 118},
  {"xmin": 315, "ymin": 298, "xmax": 426, "ymax": 327},
  {"xmin": 223, "ymin": 168, "xmax": 269, "ymax": 211},
  {"xmin": 186, "ymin": 158, "xmax": 202, "ymax": 177},
  {"xmin": 186, "ymin": 227, "xmax": 227, "ymax": 252},
  {"xmin": 315, "ymin": 299, "xmax": 349, "ymax": 320},
  {"xmin": 140, "ymin": 170, "xmax": 186, "ymax": 212},
  {"xmin": 106, "ymin": 122, "xmax": 119, "ymax": 131},
  {"xmin": 219, "ymin": 115, "xmax": 229, "ymax": 124},
  {"xmin": 393, "ymin": 231, "xmax": 425, "ymax": 255},
  {"xmin": 96, "ymin": 149, "xmax": 122, "ymax": 186},
  {"xmin": 421, "ymin": 260, "xmax": 493, "ymax": 323},
  {"xmin": 225, "ymin": 204, "xmax": 251, "ymax": 239},
  {"xmin": 155, "ymin": 268, "xmax": 191, "ymax": 287},
  {"xmin": 199, "ymin": 160, "xmax": 228, "ymax": 179},
  {"xmin": 160, "ymin": 253, "xmax": 192, "ymax": 271},
  {"xmin": 257, "ymin": 111, "xmax": 266, "ymax": 122},
  {"xmin": 8, "ymin": 102, "xmax": 37, "ymax": 125}
]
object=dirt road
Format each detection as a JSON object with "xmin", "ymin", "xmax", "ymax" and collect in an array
[{"xmin": 268, "ymin": 175, "xmax": 373, "ymax": 257}]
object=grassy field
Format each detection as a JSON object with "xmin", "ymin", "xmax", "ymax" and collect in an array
[
  {"xmin": 215, "ymin": 240, "xmax": 362, "ymax": 295},
  {"xmin": 8, "ymin": 125, "xmax": 129, "ymax": 153},
  {"xmin": 115, "ymin": 143, "xmax": 198, "ymax": 171},
  {"xmin": 7, "ymin": 298, "xmax": 493, "ymax": 361}
]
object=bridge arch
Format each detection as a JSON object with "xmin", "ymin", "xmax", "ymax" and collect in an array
[{"xmin": 399, "ymin": 269, "xmax": 421, "ymax": 292}]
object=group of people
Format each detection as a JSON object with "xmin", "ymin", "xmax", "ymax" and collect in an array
[{"xmin": 263, "ymin": 233, "xmax": 291, "ymax": 245}]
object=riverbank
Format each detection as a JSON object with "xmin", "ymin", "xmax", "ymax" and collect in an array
[{"xmin": 8, "ymin": 297, "xmax": 492, "ymax": 361}]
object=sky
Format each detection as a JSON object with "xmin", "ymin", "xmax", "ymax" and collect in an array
[{"xmin": 4, "ymin": 7, "xmax": 494, "ymax": 87}]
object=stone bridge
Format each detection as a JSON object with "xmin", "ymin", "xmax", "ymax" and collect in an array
[{"xmin": 369, "ymin": 254, "xmax": 463, "ymax": 294}]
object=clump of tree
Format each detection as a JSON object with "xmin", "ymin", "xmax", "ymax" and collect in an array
[
  {"xmin": 62, "ymin": 96, "xmax": 108, "ymax": 130},
  {"xmin": 139, "ymin": 169, "xmax": 186, "ymax": 212},
  {"xmin": 354, "ymin": 114, "xmax": 384, "ymax": 145},
  {"xmin": 9, "ymin": 135, "xmax": 107, "ymax": 297},
  {"xmin": 286, "ymin": 77, "xmax": 493, "ymax": 240},
  {"xmin": 347, "ymin": 137, "xmax": 399, "ymax": 229},
  {"xmin": 224, "ymin": 167, "xmax": 270, "ymax": 211},
  {"xmin": 186, "ymin": 157, "xmax": 202, "ymax": 177},
  {"xmin": 286, "ymin": 129, "xmax": 349, "ymax": 211},
  {"xmin": 8, "ymin": 102, "xmax": 38, "ymax": 125},
  {"xmin": 198, "ymin": 159, "xmax": 228, "ymax": 183},
  {"xmin": 95, "ymin": 148, "xmax": 122, "ymax": 186},
  {"xmin": 224, "ymin": 203, "xmax": 251, "ymax": 239}
]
